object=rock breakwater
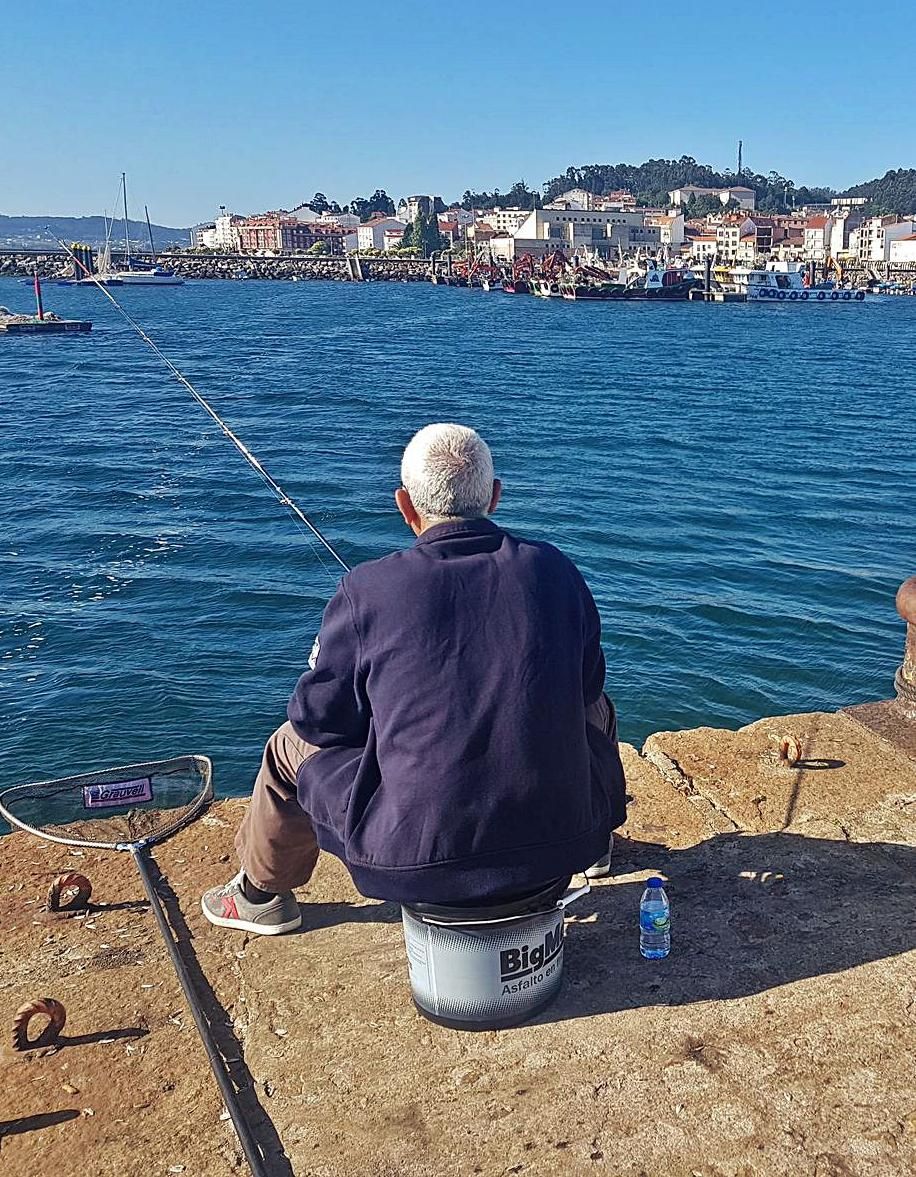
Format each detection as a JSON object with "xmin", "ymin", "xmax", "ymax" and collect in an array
[{"xmin": 0, "ymin": 251, "xmax": 432, "ymax": 282}]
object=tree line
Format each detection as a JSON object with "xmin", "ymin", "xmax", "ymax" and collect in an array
[
  {"xmin": 843, "ymin": 168, "xmax": 916, "ymax": 216},
  {"xmin": 541, "ymin": 157, "xmax": 836, "ymax": 214},
  {"xmin": 298, "ymin": 160, "xmax": 916, "ymax": 223},
  {"xmin": 541, "ymin": 158, "xmax": 916, "ymax": 215},
  {"xmin": 300, "ymin": 189, "xmax": 396, "ymax": 221}
]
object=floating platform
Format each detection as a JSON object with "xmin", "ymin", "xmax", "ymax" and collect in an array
[
  {"xmin": 0, "ymin": 315, "xmax": 92, "ymax": 334},
  {"xmin": 688, "ymin": 289, "xmax": 747, "ymax": 302}
]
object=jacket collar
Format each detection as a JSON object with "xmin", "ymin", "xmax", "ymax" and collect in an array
[{"xmin": 414, "ymin": 517, "xmax": 502, "ymax": 547}]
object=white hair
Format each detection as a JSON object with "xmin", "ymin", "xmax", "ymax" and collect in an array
[{"xmin": 401, "ymin": 423, "xmax": 495, "ymax": 521}]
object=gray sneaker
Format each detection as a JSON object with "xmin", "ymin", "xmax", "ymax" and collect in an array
[
  {"xmin": 201, "ymin": 871, "xmax": 301, "ymax": 935},
  {"xmin": 584, "ymin": 833, "xmax": 615, "ymax": 879}
]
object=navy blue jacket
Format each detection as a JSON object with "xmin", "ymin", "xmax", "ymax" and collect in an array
[{"xmin": 288, "ymin": 518, "xmax": 626, "ymax": 904}]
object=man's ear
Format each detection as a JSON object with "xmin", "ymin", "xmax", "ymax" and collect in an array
[
  {"xmin": 488, "ymin": 478, "xmax": 502, "ymax": 514},
  {"xmin": 395, "ymin": 487, "xmax": 423, "ymax": 535}
]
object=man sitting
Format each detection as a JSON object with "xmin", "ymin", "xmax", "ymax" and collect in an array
[{"xmin": 202, "ymin": 423, "xmax": 626, "ymax": 934}]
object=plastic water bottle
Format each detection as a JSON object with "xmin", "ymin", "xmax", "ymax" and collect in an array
[{"xmin": 639, "ymin": 877, "xmax": 670, "ymax": 959}]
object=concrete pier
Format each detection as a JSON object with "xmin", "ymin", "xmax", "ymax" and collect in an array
[{"xmin": 2, "ymin": 591, "xmax": 914, "ymax": 1176}]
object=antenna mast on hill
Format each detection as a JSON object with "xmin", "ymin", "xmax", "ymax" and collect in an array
[{"xmin": 737, "ymin": 140, "xmax": 743, "ymax": 174}]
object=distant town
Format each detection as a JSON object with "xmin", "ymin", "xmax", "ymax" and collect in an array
[
  {"xmin": 186, "ymin": 186, "xmax": 916, "ymax": 270},
  {"xmin": 3, "ymin": 157, "xmax": 916, "ymax": 272}
]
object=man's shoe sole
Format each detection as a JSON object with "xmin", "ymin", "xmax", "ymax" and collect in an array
[
  {"xmin": 200, "ymin": 901, "xmax": 301, "ymax": 935},
  {"xmin": 584, "ymin": 856, "xmax": 611, "ymax": 879}
]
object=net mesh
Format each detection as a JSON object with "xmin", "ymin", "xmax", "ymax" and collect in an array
[{"xmin": 0, "ymin": 756, "xmax": 212, "ymax": 849}]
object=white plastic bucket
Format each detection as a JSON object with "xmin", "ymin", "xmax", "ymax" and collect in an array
[{"xmin": 401, "ymin": 880, "xmax": 588, "ymax": 1030}]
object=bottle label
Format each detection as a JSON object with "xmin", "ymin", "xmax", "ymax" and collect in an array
[{"xmin": 640, "ymin": 910, "xmax": 670, "ymax": 934}]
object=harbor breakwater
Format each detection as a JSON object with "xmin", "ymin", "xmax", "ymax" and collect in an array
[{"xmin": 0, "ymin": 250, "xmax": 431, "ymax": 281}]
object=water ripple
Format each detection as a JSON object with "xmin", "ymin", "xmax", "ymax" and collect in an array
[{"xmin": 0, "ymin": 279, "xmax": 913, "ymax": 794}]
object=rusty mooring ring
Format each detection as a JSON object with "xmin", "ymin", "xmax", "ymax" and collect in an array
[
  {"xmin": 47, "ymin": 872, "xmax": 92, "ymax": 912},
  {"xmin": 12, "ymin": 998, "xmax": 67, "ymax": 1052},
  {"xmin": 778, "ymin": 736, "xmax": 802, "ymax": 766}
]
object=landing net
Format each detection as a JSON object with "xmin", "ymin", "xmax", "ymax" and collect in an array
[{"xmin": 0, "ymin": 755, "xmax": 212, "ymax": 849}]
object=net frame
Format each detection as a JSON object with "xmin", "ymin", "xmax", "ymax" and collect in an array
[{"xmin": 0, "ymin": 754, "xmax": 213, "ymax": 851}]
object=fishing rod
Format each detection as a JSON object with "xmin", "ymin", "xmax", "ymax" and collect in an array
[
  {"xmin": 43, "ymin": 235, "xmax": 350, "ymax": 1176},
  {"xmin": 50, "ymin": 233, "xmax": 351, "ymax": 575}
]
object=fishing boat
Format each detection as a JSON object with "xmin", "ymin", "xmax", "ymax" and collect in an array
[
  {"xmin": 560, "ymin": 281, "xmax": 618, "ymax": 300},
  {"xmin": 70, "ymin": 174, "xmax": 184, "ymax": 286},
  {"xmin": 735, "ymin": 264, "xmax": 865, "ymax": 303},
  {"xmin": 0, "ymin": 272, "xmax": 91, "ymax": 334},
  {"xmin": 623, "ymin": 263, "xmax": 699, "ymax": 300},
  {"xmin": 560, "ymin": 262, "xmax": 699, "ymax": 301}
]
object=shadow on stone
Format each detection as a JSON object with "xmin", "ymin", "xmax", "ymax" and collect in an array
[
  {"xmin": 792, "ymin": 758, "xmax": 845, "ymax": 770},
  {"xmin": 57, "ymin": 1026, "xmax": 149, "ymax": 1049},
  {"xmin": 294, "ymin": 900, "xmax": 401, "ymax": 934},
  {"xmin": 0, "ymin": 1109, "xmax": 80, "ymax": 1142},
  {"xmin": 549, "ymin": 832, "xmax": 916, "ymax": 1023}
]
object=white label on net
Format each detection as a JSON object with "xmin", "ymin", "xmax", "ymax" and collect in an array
[{"xmin": 82, "ymin": 778, "xmax": 154, "ymax": 809}]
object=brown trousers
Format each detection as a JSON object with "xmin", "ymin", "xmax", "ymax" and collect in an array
[{"xmin": 236, "ymin": 695, "xmax": 618, "ymax": 894}]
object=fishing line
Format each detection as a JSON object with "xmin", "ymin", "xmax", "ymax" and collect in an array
[
  {"xmin": 35, "ymin": 240, "xmax": 353, "ymax": 1176},
  {"xmin": 51, "ymin": 233, "xmax": 351, "ymax": 577}
]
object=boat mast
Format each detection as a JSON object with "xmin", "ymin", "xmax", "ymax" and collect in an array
[
  {"xmin": 33, "ymin": 266, "xmax": 45, "ymax": 320},
  {"xmin": 144, "ymin": 204, "xmax": 156, "ymax": 261},
  {"xmin": 122, "ymin": 172, "xmax": 132, "ymax": 267}
]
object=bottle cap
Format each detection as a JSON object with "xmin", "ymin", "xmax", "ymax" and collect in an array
[{"xmin": 647, "ymin": 877, "xmax": 665, "ymax": 889}]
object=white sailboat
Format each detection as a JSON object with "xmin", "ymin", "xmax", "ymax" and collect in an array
[{"xmin": 77, "ymin": 174, "xmax": 184, "ymax": 286}]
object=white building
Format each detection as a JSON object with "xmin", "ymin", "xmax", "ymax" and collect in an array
[
  {"xmin": 382, "ymin": 227, "xmax": 406, "ymax": 251},
  {"xmin": 213, "ymin": 212, "xmax": 241, "ymax": 252},
  {"xmin": 689, "ymin": 234, "xmax": 718, "ymax": 259},
  {"xmin": 669, "ymin": 185, "xmax": 756, "ymax": 211},
  {"xmin": 645, "ymin": 212, "xmax": 685, "ymax": 249},
  {"xmin": 487, "ymin": 207, "xmax": 660, "ymax": 260},
  {"xmin": 320, "ymin": 211, "xmax": 360, "ymax": 230},
  {"xmin": 857, "ymin": 216, "xmax": 916, "ymax": 262},
  {"xmin": 736, "ymin": 226, "xmax": 760, "ymax": 266},
  {"xmin": 191, "ymin": 211, "xmax": 241, "ymax": 251},
  {"xmin": 889, "ymin": 234, "xmax": 916, "ymax": 264},
  {"xmin": 356, "ymin": 216, "xmax": 408, "ymax": 251},
  {"xmin": 715, "ymin": 218, "xmax": 753, "ymax": 260},
  {"xmin": 544, "ymin": 188, "xmax": 593, "ymax": 210},
  {"xmin": 856, "ymin": 215, "xmax": 887, "ymax": 262},
  {"xmin": 190, "ymin": 222, "xmax": 216, "ymax": 249},
  {"xmin": 828, "ymin": 211, "xmax": 863, "ymax": 260},
  {"xmin": 881, "ymin": 219, "xmax": 916, "ymax": 260},
  {"xmin": 475, "ymin": 207, "xmax": 531, "ymax": 234},
  {"xmin": 803, "ymin": 215, "xmax": 833, "ymax": 262}
]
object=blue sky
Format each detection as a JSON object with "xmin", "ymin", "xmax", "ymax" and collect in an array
[{"xmin": 5, "ymin": 1, "xmax": 915, "ymax": 225}]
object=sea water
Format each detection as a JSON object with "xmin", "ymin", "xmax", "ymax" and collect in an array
[{"xmin": 0, "ymin": 278, "xmax": 912, "ymax": 796}]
